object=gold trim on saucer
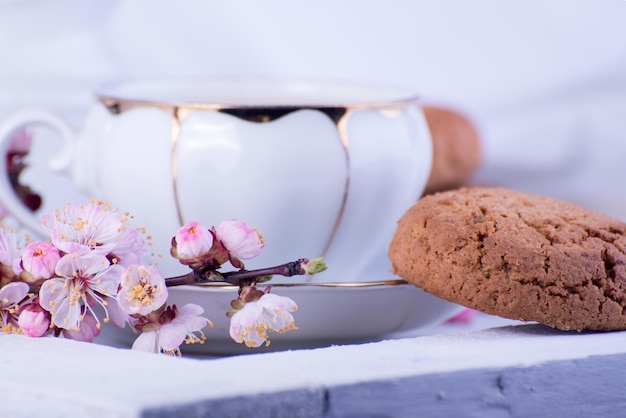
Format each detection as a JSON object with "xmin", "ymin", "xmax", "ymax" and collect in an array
[{"xmin": 193, "ymin": 279, "xmax": 409, "ymax": 289}]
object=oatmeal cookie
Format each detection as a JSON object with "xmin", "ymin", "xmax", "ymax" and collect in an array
[{"xmin": 389, "ymin": 187, "xmax": 626, "ymax": 331}]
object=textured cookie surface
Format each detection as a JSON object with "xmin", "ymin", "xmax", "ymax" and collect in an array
[
  {"xmin": 389, "ymin": 187, "xmax": 626, "ymax": 331},
  {"xmin": 422, "ymin": 106, "xmax": 481, "ymax": 195}
]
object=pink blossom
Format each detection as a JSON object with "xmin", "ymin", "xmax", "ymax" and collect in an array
[
  {"xmin": 173, "ymin": 221, "xmax": 213, "ymax": 261},
  {"xmin": 39, "ymin": 252, "xmax": 123, "ymax": 331},
  {"xmin": 132, "ymin": 304, "xmax": 211, "ymax": 355},
  {"xmin": 229, "ymin": 290, "xmax": 297, "ymax": 348},
  {"xmin": 18, "ymin": 302, "xmax": 51, "ymax": 337},
  {"xmin": 0, "ymin": 281, "xmax": 29, "ymax": 333},
  {"xmin": 105, "ymin": 294, "xmax": 131, "ymax": 328},
  {"xmin": 8, "ymin": 128, "xmax": 32, "ymax": 154},
  {"xmin": 21, "ymin": 241, "xmax": 61, "ymax": 281},
  {"xmin": 117, "ymin": 264, "xmax": 168, "ymax": 316},
  {"xmin": 109, "ymin": 225, "xmax": 147, "ymax": 267},
  {"xmin": 41, "ymin": 201, "xmax": 124, "ymax": 256},
  {"xmin": 0, "ymin": 226, "xmax": 29, "ymax": 278},
  {"xmin": 215, "ymin": 219, "xmax": 265, "ymax": 263},
  {"xmin": 61, "ymin": 309, "xmax": 101, "ymax": 342},
  {"xmin": 446, "ymin": 308, "xmax": 477, "ymax": 324}
]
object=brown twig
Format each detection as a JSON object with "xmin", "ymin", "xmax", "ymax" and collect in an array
[{"xmin": 164, "ymin": 258, "xmax": 309, "ymax": 287}]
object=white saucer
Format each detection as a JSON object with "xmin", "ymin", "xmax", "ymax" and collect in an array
[{"xmin": 96, "ymin": 280, "xmax": 463, "ymax": 355}]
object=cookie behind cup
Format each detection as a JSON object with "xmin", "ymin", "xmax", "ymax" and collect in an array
[{"xmin": 422, "ymin": 106, "xmax": 482, "ymax": 195}]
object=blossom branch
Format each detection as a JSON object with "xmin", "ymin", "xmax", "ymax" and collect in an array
[
  {"xmin": 0, "ymin": 204, "xmax": 327, "ymax": 354},
  {"xmin": 164, "ymin": 257, "xmax": 325, "ymax": 287}
]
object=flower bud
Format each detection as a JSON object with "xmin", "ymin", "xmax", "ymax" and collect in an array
[
  {"xmin": 172, "ymin": 221, "xmax": 214, "ymax": 263},
  {"xmin": 215, "ymin": 220, "xmax": 265, "ymax": 268},
  {"xmin": 302, "ymin": 257, "xmax": 327, "ymax": 275},
  {"xmin": 18, "ymin": 302, "xmax": 51, "ymax": 337},
  {"xmin": 21, "ymin": 241, "xmax": 60, "ymax": 281}
]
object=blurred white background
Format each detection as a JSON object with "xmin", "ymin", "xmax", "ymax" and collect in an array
[{"xmin": 0, "ymin": 0, "xmax": 625, "ymax": 219}]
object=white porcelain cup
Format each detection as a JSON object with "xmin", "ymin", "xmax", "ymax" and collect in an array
[{"xmin": 0, "ymin": 77, "xmax": 432, "ymax": 282}]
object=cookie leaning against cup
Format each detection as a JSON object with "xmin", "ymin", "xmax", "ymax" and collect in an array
[{"xmin": 389, "ymin": 187, "xmax": 626, "ymax": 331}]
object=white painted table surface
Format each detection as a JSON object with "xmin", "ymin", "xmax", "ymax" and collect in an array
[{"xmin": 2, "ymin": 312, "xmax": 626, "ymax": 418}]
